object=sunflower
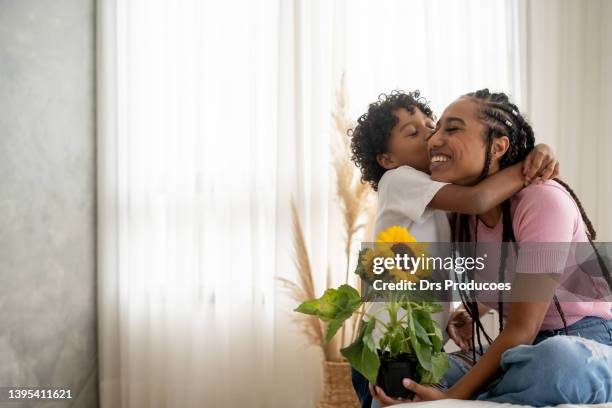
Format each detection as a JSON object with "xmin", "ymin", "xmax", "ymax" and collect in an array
[
  {"xmin": 376, "ymin": 225, "xmax": 417, "ymax": 243},
  {"xmin": 374, "ymin": 226, "xmax": 432, "ymax": 281},
  {"xmin": 359, "ymin": 245, "xmax": 394, "ymax": 281},
  {"xmin": 389, "ymin": 266, "xmax": 420, "ymax": 283}
]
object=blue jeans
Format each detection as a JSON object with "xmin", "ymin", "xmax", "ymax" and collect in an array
[
  {"xmin": 351, "ymin": 366, "xmax": 373, "ymax": 408},
  {"xmin": 441, "ymin": 316, "xmax": 612, "ymax": 406},
  {"xmin": 364, "ymin": 316, "xmax": 612, "ymax": 407}
]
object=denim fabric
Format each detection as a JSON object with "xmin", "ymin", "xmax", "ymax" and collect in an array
[
  {"xmin": 351, "ymin": 367, "xmax": 373, "ymax": 408},
  {"xmin": 532, "ymin": 315, "xmax": 612, "ymax": 346},
  {"xmin": 439, "ymin": 316, "xmax": 612, "ymax": 407}
]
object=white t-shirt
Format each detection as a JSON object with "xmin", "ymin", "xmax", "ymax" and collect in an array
[
  {"xmin": 371, "ymin": 166, "xmax": 453, "ymax": 338},
  {"xmin": 375, "ymin": 165, "xmax": 451, "ymax": 242}
]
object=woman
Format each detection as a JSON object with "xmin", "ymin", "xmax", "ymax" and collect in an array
[{"xmin": 370, "ymin": 89, "xmax": 612, "ymax": 406}]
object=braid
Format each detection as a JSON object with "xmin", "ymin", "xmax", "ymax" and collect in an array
[
  {"xmin": 453, "ymin": 89, "xmax": 538, "ymax": 345},
  {"xmin": 553, "ymin": 295, "xmax": 569, "ymax": 335},
  {"xmin": 478, "ymin": 136, "xmax": 494, "ymax": 182},
  {"xmin": 498, "ymin": 200, "xmax": 515, "ymax": 331},
  {"xmin": 553, "ymin": 178, "xmax": 612, "ymax": 292},
  {"xmin": 451, "ymin": 214, "xmax": 492, "ymax": 362},
  {"xmin": 553, "ymin": 178, "xmax": 596, "ymax": 240}
]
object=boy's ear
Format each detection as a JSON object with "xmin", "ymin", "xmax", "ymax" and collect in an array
[
  {"xmin": 492, "ymin": 136, "xmax": 510, "ymax": 159},
  {"xmin": 376, "ymin": 153, "xmax": 396, "ymax": 170}
]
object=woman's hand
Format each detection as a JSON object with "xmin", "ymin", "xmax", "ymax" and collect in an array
[
  {"xmin": 522, "ymin": 143, "xmax": 560, "ymax": 185},
  {"xmin": 369, "ymin": 380, "xmax": 448, "ymax": 406},
  {"xmin": 447, "ymin": 310, "xmax": 473, "ymax": 352}
]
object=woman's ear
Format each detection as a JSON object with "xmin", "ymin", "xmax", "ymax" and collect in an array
[
  {"xmin": 492, "ymin": 136, "xmax": 510, "ymax": 159},
  {"xmin": 376, "ymin": 153, "xmax": 397, "ymax": 170}
]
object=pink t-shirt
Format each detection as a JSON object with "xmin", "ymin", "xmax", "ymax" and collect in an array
[{"xmin": 473, "ymin": 180, "xmax": 612, "ymax": 330}]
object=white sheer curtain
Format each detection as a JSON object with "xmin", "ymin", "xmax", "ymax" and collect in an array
[{"xmin": 97, "ymin": 1, "xmax": 521, "ymax": 407}]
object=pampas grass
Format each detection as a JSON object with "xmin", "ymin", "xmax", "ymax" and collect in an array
[
  {"xmin": 331, "ymin": 74, "xmax": 376, "ymax": 347},
  {"xmin": 279, "ymin": 74, "xmax": 376, "ymax": 362},
  {"xmin": 278, "ymin": 202, "xmax": 342, "ymax": 361},
  {"xmin": 331, "ymin": 75, "xmax": 375, "ymax": 285}
]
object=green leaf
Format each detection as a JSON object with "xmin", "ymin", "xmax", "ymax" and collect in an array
[
  {"xmin": 375, "ymin": 299, "xmax": 448, "ymax": 385},
  {"xmin": 423, "ymin": 302, "xmax": 444, "ymax": 314},
  {"xmin": 354, "ymin": 249, "xmax": 369, "ymax": 280},
  {"xmin": 379, "ymin": 334, "xmax": 388, "ymax": 352},
  {"xmin": 294, "ymin": 299, "xmax": 322, "ymax": 316},
  {"xmin": 416, "ymin": 351, "xmax": 449, "ymax": 384},
  {"xmin": 363, "ymin": 325, "xmax": 377, "ymax": 352},
  {"xmin": 389, "ymin": 332, "xmax": 402, "ymax": 356},
  {"xmin": 405, "ymin": 306, "xmax": 432, "ymax": 371},
  {"xmin": 414, "ymin": 309, "xmax": 444, "ymax": 352},
  {"xmin": 413, "ymin": 318, "xmax": 432, "ymax": 346},
  {"xmin": 429, "ymin": 352, "xmax": 450, "ymax": 383},
  {"xmin": 325, "ymin": 320, "xmax": 343, "ymax": 342},
  {"xmin": 401, "ymin": 334, "xmax": 413, "ymax": 354},
  {"xmin": 416, "ymin": 366, "xmax": 434, "ymax": 384},
  {"xmin": 295, "ymin": 284, "xmax": 362, "ymax": 342},
  {"xmin": 341, "ymin": 319, "xmax": 380, "ymax": 384},
  {"xmin": 411, "ymin": 337, "xmax": 432, "ymax": 371},
  {"xmin": 430, "ymin": 320, "xmax": 444, "ymax": 352}
]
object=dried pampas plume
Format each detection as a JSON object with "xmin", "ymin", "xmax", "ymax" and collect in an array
[
  {"xmin": 331, "ymin": 74, "xmax": 376, "ymax": 346},
  {"xmin": 279, "ymin": 73, "xmax": 376, "ymax": 362},
  {"xmin": 277, "ymin": 202, "xmax": 341, "ymax": 361},
  {"xmin": 331, "ymin": 73, "xmax": 375, "ymax": 284}
]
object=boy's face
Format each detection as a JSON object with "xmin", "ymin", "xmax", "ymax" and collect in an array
[{"xmin": 376, "ymin": 108, "xmax": 436, "ymax": 174}]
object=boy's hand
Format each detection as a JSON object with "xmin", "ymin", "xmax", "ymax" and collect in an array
[{"xmin": 522, "ymin": 143, "xmax": 559, "ymax": 185}]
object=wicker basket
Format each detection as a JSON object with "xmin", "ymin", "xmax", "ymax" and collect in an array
[{"xmin": 317, "ymin": 361, "xmax": 360, "ymax": 408}]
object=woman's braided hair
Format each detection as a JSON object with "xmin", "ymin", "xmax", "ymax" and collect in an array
[{"xmin": 454, "ymin": 89, "xmax": 612, "ymax": 362}]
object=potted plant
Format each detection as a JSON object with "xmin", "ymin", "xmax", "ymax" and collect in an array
[{"xmin": 295, "ymin": 226, "xmax": 449, "ymax": 399}]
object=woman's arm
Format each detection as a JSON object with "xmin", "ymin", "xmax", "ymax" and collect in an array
[{"xmin": 428, "ymin": 144, "xmax": 559, "ymax": 214}]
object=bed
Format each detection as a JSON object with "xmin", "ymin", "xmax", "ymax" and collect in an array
[{"xmin": 394, "ymin": 401, "xmax": 612, "ymax": 408}]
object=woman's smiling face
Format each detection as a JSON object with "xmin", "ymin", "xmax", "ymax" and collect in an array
[{"xmin": 428, "ymin": 97, "xmax": 498, "ymax": 185}]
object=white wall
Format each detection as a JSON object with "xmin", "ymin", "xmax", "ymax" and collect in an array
[
  {"xmin": 524, "ymin": 0, "xmax": 612, "ymax": 241},
  {"xmin": 0, "ymin": 1, "xmax": 97, "ymax": 406}
]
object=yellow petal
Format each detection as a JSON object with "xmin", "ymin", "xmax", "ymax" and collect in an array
[{"xmin": 376, "ymin": 226, "xmax": 416, "ymax": 243}]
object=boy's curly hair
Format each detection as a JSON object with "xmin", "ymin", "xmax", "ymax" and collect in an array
[{"xmin": 349, "ymin": 90, "xmax": 433, "ymax": 191}]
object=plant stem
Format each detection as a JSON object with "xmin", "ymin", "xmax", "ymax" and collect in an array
[{"xmin": 340, "ymin": 238, "xmax": 353, "ymax": 348}]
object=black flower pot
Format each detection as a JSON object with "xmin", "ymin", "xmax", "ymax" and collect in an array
[{"xmin": 376, "ymin": 350, "xmax": 417, "ymax": 400}]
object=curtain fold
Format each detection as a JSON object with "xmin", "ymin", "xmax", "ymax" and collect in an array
[{"xmin": 97, "ymin": 1, "xmax": 521, "ymax": 407}]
